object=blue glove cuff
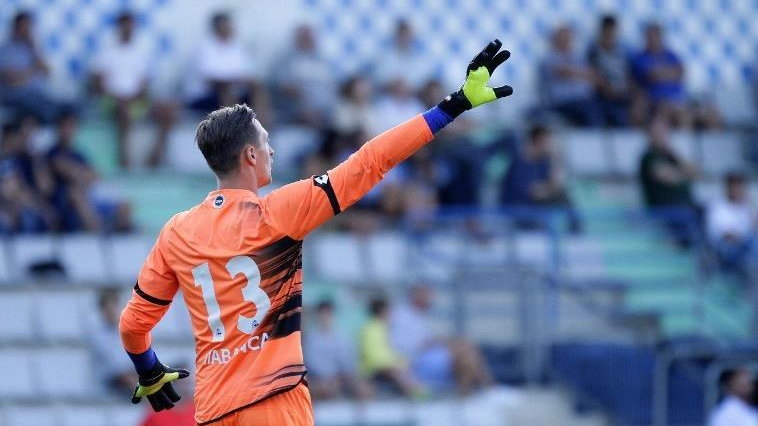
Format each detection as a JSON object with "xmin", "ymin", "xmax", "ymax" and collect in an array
[
  {"xmin": 127, "ymin": 347, "xmax": 159, "ymax": 376},
  {"xmin": 422, "ymin": 106, "xmax": 454, "ymax": 134}
]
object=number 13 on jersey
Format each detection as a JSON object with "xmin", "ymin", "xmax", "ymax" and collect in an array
[{"xmin": 191, "ymin": 256, "xmax": 271, "ymax": 342}]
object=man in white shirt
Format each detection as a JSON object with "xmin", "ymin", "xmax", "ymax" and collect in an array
[
  {"xmin": 92, "ymin": 11, "xmax": 176, "ymax": 168},
  {"xmin": 272, "ymin": 25, "xmax": 334, "ymax": 126},
  {"xmin": 187, "ymin": 12, "xmax": 269, "ymax": 121},
  {"xmin": 706, "ymin": 173, "xmax": 756, "ymax": 276},
  {"xmin": 709, "ymin": 368, "xmax": 758, "ymax": 426},
  {"xmin": 372, "ymin": 19, "xmax": 432, "ymax": 91}
]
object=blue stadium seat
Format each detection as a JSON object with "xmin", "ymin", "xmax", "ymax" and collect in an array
[
  {"xmin": 35, "ymin": 291, "xmax": 87, "ymax": 343},
  {"xmin": 0, "ymin": 293, "xmax": 35, "ymax": 343},
  {"xmin": 3, "ymin": 406, "xmax": 57, "ymax": 426},
  {"xmin": 700, "ymin": 131, "xmax": 745, "ymax": 175},
  {"xmin": 0, "ymin": 350, "xmax": 35, "ymax": 401},
  {"xmin": 33, "ymin": 348, "xmax": 91, "ymax": 399},
  {"xmin": 59, "ymin": 406, "xmax": 108, "ymax": 426},
  {"xmin": 59, "ymin": 235, "xmax": 108, "ymax": 283},
  {"xmin": 610, "ymin": 130, "xmax": 647, "ymax": 177},
  {"xmin": 561, "ymin": 130, "xmax": 612, "ymax": 177}
]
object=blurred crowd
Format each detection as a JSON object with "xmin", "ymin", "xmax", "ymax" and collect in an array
[{"xmin": 0, "ymin": 10, "xmax": 755, "ymax": 273}]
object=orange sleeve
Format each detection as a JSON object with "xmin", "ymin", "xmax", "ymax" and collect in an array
[
  {"xmin": 264, "ymin": 114, "xmax": 433, "ymax": 239},
  {"xmin": 119, "ymin": 224, "xmax": 179, "ymax": 353}
]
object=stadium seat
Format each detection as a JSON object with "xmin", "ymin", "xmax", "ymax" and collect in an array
[
  {"xmin": 33, "ymin": 348, "xmax": 91, "ymax": 399},
  {"xmin": 700, "ymin": 131, "xmax": 745, "ymax": 175},
  {"xmin": 0, "ymin": 350, "xmax": 36, "ymax": 400},
  {"xmin": 610, "ymin": 130, "xmax": 647, "ymax": 177},
  {"xmin": 0, "ymin": 293, "xmax": 35, "ymax": 343},
  {"xmin": 366, "ymin": 232, "xmax": 406, "ymax": 283},
  {"xmin": 0, "ymin": 240, "xmax": 11, "ymax": 283},
  {"xmin": 58, "ymin": 406, "xmax": 108, "ymax": 426},
  {"xmin": 35, "ymin": 291, "xmax": 86, "ymax": 342},
  {"xmin": 311, "ymin": 234, "xmax": 365, "ymax": 282},
  {"xmin": 3, "ymin": 406, "xmax": 57, "ymax": 426},
  {"xmin": 58, "ymin": 235, "xmax": 107, "ymax": 283},
  {"xmin": 714, "ymin": 84, "xmax": 757, "ymax": 127},
  {"xmin": 9, "ymin": 236, "xmax": 58, "ymax": 281},
  {"xmin": 560, "ymin": 130, "xmax": 613, "ymax": 176},
  {"xmin": 151, "ymin": 296, "xmax": 193, "ymax": 343},
  {"xmin": 514, "ymin": 232, "xmax": 551, "ymax": 266},
  {"xmin": 107, "ymin": 405, "xmax": 145, "ymax": 426},
  {"xmin": 669, "ymin": 131, "xmax": 697, "ymax": 163},
  {"xmin": 107, "ymin": 235, "xmax": 151, "ymax": 284},
  {"xmin": 166, "ymin": 118, "xmax": 209, "ymax": 172},
  {"xmin": 268, "ymin": 125, "xmax": 319, "ymax": 181}
]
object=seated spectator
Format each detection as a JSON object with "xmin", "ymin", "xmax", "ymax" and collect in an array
[
  {"xmin": 390, "ymin": 284, "xmax": 493, "ymax": 395},
  {"xmin": 369, "ymin": 77, "xmax": 425, "ymax": 136},
  {"xmin": 304, "ymin": 300, "xmax": 371, "ymax": 399},
  {"xmin": 332, "ymin": 75, "xmax": 373, "ymax": 135},
  {"xmin": 500, "ymin": 125, "xmax": 581, "ymax": 233},
  {"xmin": 89, "ymin": 288, "xmax": 137, "ymax": 395},
  {"xmin": 630, "ymin": 23, "xmax": 689, "ymax": 127},
  {"xmin": 272, "ymin": 25, "xmax": 334, "ymax": 126},
  {"xmin": 186, "ymin": 12, "xmax": 269, "ymax": 121},
  {"xmin": 91, "ymin": 11, "xmax": 176, "ymax": 168},
  {"xmin": 706, "ymin": 172, "xmax": 756, "ymax": 277},
  {"xmin": 373, "ymin": 19, "xmax": 431, "ymax": 91},
  {"xmin": 541, "ymin": 25, "xmax": 601, "ymax": 127},
  {"xmin": 0, "ymin": 123, "xmax": 54, "ymax": 233},
  {"xmin": 638, "ymin": 118, "xmax": 700, "ymax": 246},
  {"xmin": 587, "ymin": 15, "xmax": 631, "ymax": 127},
  {"xmin": 360, "ymin": 297, "xmax": 425, "ymax": 398},
  {"xmin": 0, "ymin": 11, "xmax": 60, "ymax": 123},
  {"xmin": 47, "ymin": 111, "xmax": 133, "ymax": 232},
  {"xmin": 709, "ymin": 368, "xmax": 757, "ymax": 426}
]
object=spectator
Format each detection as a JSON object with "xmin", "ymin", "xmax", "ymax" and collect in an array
[
  {"xmin": 332, "ymin": 75, "xmax": 373, "ymax": 135},
  {"xmin": 638, "ymin": 118, "xmax": 699, "ymax": 246},
  {"xmin": 500, "ymin": 125, "xmax": 581, "ymax": 233},
  {"xmin": 47, "ymin": 111, "xmax": 133, "ymax": 232},
  {"xmin": 91, "ymin": 11, "xmax": 176, "ymax": 169},
  {"xmin": 369, "ymin": 78, "xmax": 425, "ymax": 136},
  {"xmin": 630, "ymin": 23, "xmax": 689, "ymax": 127},
  {"xmin": 304, "ymin": 300, "xmax": 371, "ymax": 399},
  {"xmin": 89, "ymin": 288, "xmax": 137, "ymax": 395},
  {"xmin": 709, "ymin": 368, "xmax": 757, "ymax": 426},
  {"xmin": 373, "ymin": 19, "xmax": 431, "ymax": 90},
  {"xmin": 541, "ymin": 25, "xmax": 602, "ymax": 127},
  {"xmin": 706, "ymin": 173, "xmax": 756, "ymax": 276},
  {"xmin": 0, "ymin": 116, "xmax": 54, "ymax": 203},
  {"xmin": 186, "ymin": 12, "xmax": 270, "ymax": 120},
  {"xmin": 272, "ymin": 25, "xmax": 334, "ymax": 126},
  {"xmin": 359, "ymin": 297, "xmax": 425, "ymax": 397},
  {"xmin": 0, "ymin": 11, "xmax": 60, "ymax": 123},
  {"xmin": 390, "ymin": 284, "xmax": 493, "ymax": 395},
  {"xmin": 587, "ymin": 15, "xmax": 631, "ymax": 126},
  {"xmin": 0, "ymin": 122, "xmax": 54, "ymax": 233}
]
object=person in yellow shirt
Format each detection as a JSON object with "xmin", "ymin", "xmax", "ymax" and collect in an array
[{"xmin": 360, "ymin": 297, "xmax": 425, "ymax": 398}]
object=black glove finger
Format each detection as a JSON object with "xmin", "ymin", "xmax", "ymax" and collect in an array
[
  {"xmin": 163, "ymin": 382, "xmax": 182, "ymax": 403},
  {"xmin": 493, "ymin": 85, "xmax": 514, "ymax": 98},
  {"xmin": 174, "ymin": 368, "xmax": 190, "ymax": 380},
  {"xmin": 130, "ymin": 388, "xmax": 142, "ymax": 405},
  {"xmin": 487, "ymin": 50, "xmax": 511, "ymax": 74},
  {"xmin": 152, "ymin": 391, "xmax": 175, "ymax": 411},
  {"xmin": 467, "ymin": 39, "xmax": 501, "ymax": 74},
  {"xmin": 146, "ymin": 394, "xmax": 165, "ymax": 412}
]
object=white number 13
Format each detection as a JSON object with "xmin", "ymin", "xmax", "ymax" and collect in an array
[{"xmin": 191, "ymin": 256, "xmax": 271, "ymax": 342}]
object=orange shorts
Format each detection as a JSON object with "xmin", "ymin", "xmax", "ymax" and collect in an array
[{"xmin": 203, "ymin": 383, "xmax": 314, "ymax": 426}]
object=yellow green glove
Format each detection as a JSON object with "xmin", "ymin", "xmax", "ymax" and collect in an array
[
  {"xmin": 438, "ymin": 39, "xmax": 513, "ymax": 118},
  {"xmin": 131, "ymin": 363, "xmax": 190, "ymax": 412}
]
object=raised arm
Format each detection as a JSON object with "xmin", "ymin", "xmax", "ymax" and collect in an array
[{"xmin": 264, "ymin": 39, "xmax": 513, "ymax": 240}]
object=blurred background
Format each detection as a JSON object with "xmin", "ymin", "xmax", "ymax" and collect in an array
[{"xmin": 0, "ymin": 0, "xmax": 756, "ymax": 425}]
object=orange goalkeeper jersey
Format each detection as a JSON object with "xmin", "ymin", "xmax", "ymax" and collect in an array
[{"xmin": 119, "ymin": 115, "xmax": 434, "ymax": 424}]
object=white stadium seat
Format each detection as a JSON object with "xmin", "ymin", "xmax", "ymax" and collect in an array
[
  {"xmin": 58, "ymin": 235, "xmax": 107, "ymax": 283},
  {"xmin": 700, "ymin": 132, "xmax": 745, "ymax": 175},
  {"xmin": 33, "ymin": 348, "xmax": 91, "ymax": 399},
  {"xmin": 0, "ymin": 293, "xmax": 35, "ymax": 343},
  {"xmin": 35, "ymin": 291, "xmax": 86, "ymax": 343},
  {"xmin": 58, "ymin": 406, "xmax": 108, "ymax": 426},
  {"xmin": 0, "ymin": 350, "xmax": 36, "ymax": 400},
  {"xmin": 610, "ymin": 130, "xmax": 647, "ymax": 177},
  {"xmin": 9, "ymin": 236, "xmax": 57, "ymax": 280},
  {"xmin": 3, "ymin": 406, "xmax": 57, "ymax": 426},
  {"xmin": 561, "ymin": 130, "xmax": 612, "ymax": 176},
  {"xmin": 107, "ymin": 235, "xmax": 151, "ymax": 284}
]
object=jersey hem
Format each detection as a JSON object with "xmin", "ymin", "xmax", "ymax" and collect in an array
[{"xmin": 194, "ymin": 375, "xmax": 307, "ymax": 425}]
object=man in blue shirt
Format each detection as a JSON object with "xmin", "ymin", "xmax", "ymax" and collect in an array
[
  {"xmin": 0, "ymin": 11, "xmax": 60, "ymax": 123},
  {"xmin": 631, "ymin": 23, "xmax": 689, "ymax": 127}
]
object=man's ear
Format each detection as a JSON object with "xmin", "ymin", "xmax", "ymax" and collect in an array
[{"xmin": 245, "ymin": 145, "xmax": 256, "ymax": 165}]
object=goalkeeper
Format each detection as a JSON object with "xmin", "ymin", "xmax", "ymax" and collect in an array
[{"xmin": 120, "ymin": 40, "xmax": 512, "ymax": 425}]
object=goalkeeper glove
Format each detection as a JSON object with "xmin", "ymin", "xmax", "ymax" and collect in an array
[
  {"xmin": 438, "ymin": 39, "xmax": 513, "ymax": 118},
  {"xmin": 131, "ymin": 362, "xmax": 190, "ymax": 412}
]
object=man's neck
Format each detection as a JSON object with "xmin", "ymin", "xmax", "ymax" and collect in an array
[{"xmin": 217, "ymin": 175, "xmax": 258, "ymax": 194}]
